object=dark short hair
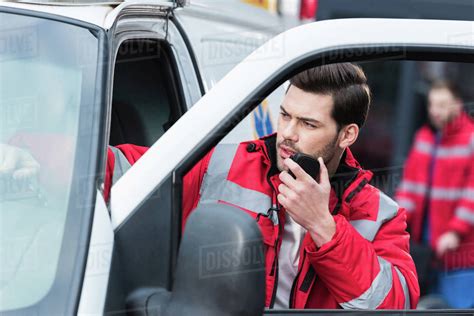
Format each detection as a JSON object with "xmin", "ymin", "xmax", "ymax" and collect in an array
[
  {"xmin": 289, "ymin": 63, "xmax": 371, "ymax": 129},
  {"xmin": 430, "ymin": 80, "xmax": 462, "ymax": 100}
]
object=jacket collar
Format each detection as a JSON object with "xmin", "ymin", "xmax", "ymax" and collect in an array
[
  {"xmin": 443, "ymin": 111, "xmax": 472, "ymax": 135},
  {"xmin": 262, "ymin": 133, "xmax": 279, "ymax": 177}
]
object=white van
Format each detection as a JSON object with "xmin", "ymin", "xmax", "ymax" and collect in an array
[{"xmin": 1, "ymin": 1, "xmax": 473, "ymax": 315}]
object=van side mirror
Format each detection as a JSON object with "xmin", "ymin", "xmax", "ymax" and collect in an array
[
  {"xmin": 132, "ymin": 203, "xmax": 266, "ymax": 316},
  {"xmin": 166, "ymin": 203, "xmax": 266, "ymax": 315}
]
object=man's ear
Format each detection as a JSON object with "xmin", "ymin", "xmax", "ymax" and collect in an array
[{"xmin": 338, "ymin": 123, "xmax": 359, "ymax": 149}]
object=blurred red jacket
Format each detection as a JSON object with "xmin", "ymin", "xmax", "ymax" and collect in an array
[{"xmin": 396, "ymin": 112, "xmax": 474, "ymax": 270}]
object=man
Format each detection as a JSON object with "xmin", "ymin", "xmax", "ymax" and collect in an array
[
  {"xmin": 2, "ymin": 63, "xmax": 419, "ymax": 309},
  {"xmin": 396, "ymin": 81, "xmax": 474, "ymax": 308},
  {"xmin": 106, "ymin": 63, "xmax": 419, "ymax": 309}
]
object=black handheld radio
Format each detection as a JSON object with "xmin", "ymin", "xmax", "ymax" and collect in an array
[{"xmin": 288, "ymin": 153, "xmax": 321, "ymax": 181}]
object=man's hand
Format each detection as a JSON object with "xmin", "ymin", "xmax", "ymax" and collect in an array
[
  {"xmin": 436, "ymin": 231, "xmax": 460, "ymax": 257},
  {"xmin": 0, "ymin": 144, "xmax": 40, "ymax": 180},
  {"xmin": 277, "ymin": 157, "xmax": 335, "ymax": 248}
]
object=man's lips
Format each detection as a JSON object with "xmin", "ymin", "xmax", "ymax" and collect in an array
[{"xmin": 279, "ymin": 145, "xmax": 296, "ymax": 159}]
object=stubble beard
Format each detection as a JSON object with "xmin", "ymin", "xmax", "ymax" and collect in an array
[{"xmin": 276, "ymin": 135, "xmax": 339, "ymax": 172}]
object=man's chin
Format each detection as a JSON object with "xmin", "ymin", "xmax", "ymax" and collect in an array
[
  {"xmin": 276, "ymin": 162, "xmax": 283, "ymax": 172},
  {"xmin": 429, "ymin": 117, "xmax": 445, "ymax": 130},
  {"xmin": 276, "ymin": 158, "xmax": 286, "ymax": 172},
  {"xmin": 433, "ymin": 122, "xmax": 444, "ymax": 130}
]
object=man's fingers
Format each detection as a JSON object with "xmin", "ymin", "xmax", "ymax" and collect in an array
[
  {"xmin": 279, "ymin": 171, "xmax": 298, "ymax": 189},
  {"xmin": 0, "ymin": 145, "xmax": 39, "ymax": 179},
  {"xmin": 278, "ymin": 183, "xmax": 293, "ymax": 198},
  {"xmin": 277, "ymin": 193, "xmax": 297, "ymax": 215},
  {"xmin": 436, "ymin": 243, "xmax": 445, "ymax": 257},
  {"xmin": 277, "ymin": 193, "xmax": 287, "ymax": 208},
  {"xmin": 447, "ymin": 238, "xmax": 460, "ymax": 251},
  {"xmin": 0, "ymin": 149, "xmax": 17, "ymax": 175},
  {"xmin": 13, "ymin": 167, "xmax": 39, "ymax": 180},
  {"xmin": 437, "ymin": 238, "xmax": 448, "ymax": 256},
  {"xmin": 437, "ymin": 237, "xmax": 455, "ymax": 257},
  {"xmin": 284, "ymin": 158, "xmax": 311, "ymax": 180},
  {"xmin": 318, "ymin": 157, "xmax": 330, "ymax": 186}
]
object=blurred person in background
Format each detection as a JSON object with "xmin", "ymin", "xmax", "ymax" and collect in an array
[{"xmin": 396, "ymin": 81, "xmax": 474, "ymax": 308}]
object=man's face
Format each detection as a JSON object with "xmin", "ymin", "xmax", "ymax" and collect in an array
[
  {"xmin": 428, "ymin": 88, "xmax": 462, "ymax": 130},
  {"xmin": 276, "ymin": 85, "xmax": 340, "ymax": 172}
]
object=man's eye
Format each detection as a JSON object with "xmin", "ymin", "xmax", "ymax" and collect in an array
[
  {"xmin": 280, "ymin": 112, "xmax": 290, "ymax": 118},
  {"xmin": 304, "ymin": 121, "xmax": 316, "ymax": 128}
]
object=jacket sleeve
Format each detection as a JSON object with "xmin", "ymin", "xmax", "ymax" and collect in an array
[
  {"xmin": 304, "ymin": 192, "xmax": 420, "ymax": 309},
  {"xmin": 181, "ymin": 149, "xmax": 214, "ymax": 231},
  {"xmin": 447, "ymin": 147, "xmax": 474, "ymax": 237},
  {"xmin": 105, "ymin": 144, "xmax": 213, "ymax": 231},
  {"xmin": 105, "ymin": 144, "xmax": 149, "ymax": 202}
]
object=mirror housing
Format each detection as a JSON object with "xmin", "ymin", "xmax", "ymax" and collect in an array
[{"xmin": 165, "ymin": 203, "xmax": 266, "ymax": 315}]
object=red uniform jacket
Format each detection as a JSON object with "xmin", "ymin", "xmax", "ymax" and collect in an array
[
  {"xmin": 106, "ymin": 134, "xmax": 419, "ymax": 309},
  {"xmin": 396, "ymin": 113, "xmax": 474, "ymax": 270}
]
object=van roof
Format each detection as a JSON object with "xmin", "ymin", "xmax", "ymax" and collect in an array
[{"xmin": 0, "ymin": 0, "xmax": 292, "ymax": 30}]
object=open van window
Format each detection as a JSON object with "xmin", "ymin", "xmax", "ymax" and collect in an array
[{"xmin": 110, "ymin": 38, "xmax": 185, "ymax": 147}]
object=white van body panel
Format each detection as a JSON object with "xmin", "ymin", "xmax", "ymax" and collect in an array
[
  {"xmin": 174, "ymin": 0, "xmax": 296, "ymax": 91},
  {"xmin": 77, "ymin": 193, "xmax": 114, "ymax": 316}
]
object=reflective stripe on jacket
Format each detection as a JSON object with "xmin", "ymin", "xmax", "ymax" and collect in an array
[
  {"xmin": 396, "ymin": 112, "xmax": 474, "ymax": 270},
  {"xmin": 106, "ymin": 134, "xmax": 419, "ymax": 309}
]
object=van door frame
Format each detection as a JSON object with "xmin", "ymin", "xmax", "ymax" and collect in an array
[{"xmin": 103, "ymin": 10, "xmax": 203, "ymax": 314}]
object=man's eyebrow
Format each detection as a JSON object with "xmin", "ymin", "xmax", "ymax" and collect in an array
[
  {"xmin": 280, "ymin": 105, "xmax": 288, "ymax": 113},
  {"xmin": 280, "ymin": 105, "xmax": 321, "ymax": 124},
  {"xmin": 299, "ymin": 116, "xmax": 321, "ymax": 124}
]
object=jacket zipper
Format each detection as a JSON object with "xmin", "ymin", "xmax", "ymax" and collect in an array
[
  {"xmin": 260, "ymin": 144, "xmax": 282, "ymax": 308},
  {"xmin": 268, "ymin": 248, "xmax": 279, "ymax": 308},
  {"xmin": 267, "ymin": 172, "xmax": 281, "ymax": 308},
  {"xmin": 288, "ymin": 251, "xmax": 306, "ymax": 308}
]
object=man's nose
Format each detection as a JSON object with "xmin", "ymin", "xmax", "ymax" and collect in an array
[{"xmin": 282, "ymin": 120, "xmax": 298, "ymax": 142}]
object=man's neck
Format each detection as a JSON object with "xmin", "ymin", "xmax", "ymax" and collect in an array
[{"xmin": 326, "ymin": 150, "xmax": 345, "ymax": 178}]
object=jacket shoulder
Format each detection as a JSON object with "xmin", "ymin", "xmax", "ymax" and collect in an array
[
  {"xmin": 414, "ymin": 126, "xmax": 434, "ymax": 141},
  {"xmin": 345, "ymin": 184, "xmax": 400, "ymax": 241}
]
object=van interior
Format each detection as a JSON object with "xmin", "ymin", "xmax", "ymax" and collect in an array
[{"xmin": 109, "ymin": 38, "xmax": 184, "ymax": 147}]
